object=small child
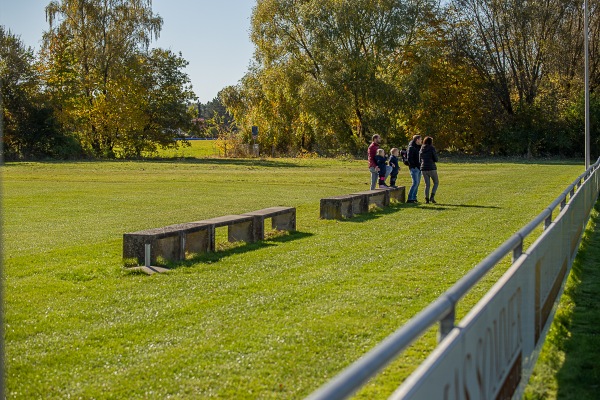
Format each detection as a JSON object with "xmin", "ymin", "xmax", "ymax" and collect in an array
[
  {"xmin": 389, "ymin": 148, "xmax": 400, "ymax": 187},
  {"xmin": 374, "ymin": 148, "xmax": 388, "ymax": 188}
]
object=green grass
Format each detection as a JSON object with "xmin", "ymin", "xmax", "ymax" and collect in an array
[
  {"xmin": 524, "ymin": 203, "xmax": 600, "ymax": 400},
  {"xmin": 2, "ymin": 157, "xmax": 585, "ymax": 399},
  {"xmin": 155, "ymin": 139, "xmax": 220, "ymax": 158}
]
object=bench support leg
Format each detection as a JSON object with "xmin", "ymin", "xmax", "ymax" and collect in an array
[
  {"xmin": 228, "ymin": 221, "xmax": 255, "ymax": 243},
  {"xmin": 272, "ymin": 211, "xmax": 296, "ymax": 231}
]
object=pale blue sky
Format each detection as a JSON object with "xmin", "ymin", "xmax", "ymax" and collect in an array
[{"xmin": 0, "ymin": 0, "xmax": 256, "ymax": 102}]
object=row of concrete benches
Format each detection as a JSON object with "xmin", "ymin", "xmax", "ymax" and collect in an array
[
  {"xmin": 123, "ymin": 207, "xmax": 296, "ymax": 266},
  {"xmin": 123, "ymin": 187, "xmax": 404, "ymax": 267},
  {"xmin": 320, "ymin": 186, "xmax": 406, "ymax": 219}
]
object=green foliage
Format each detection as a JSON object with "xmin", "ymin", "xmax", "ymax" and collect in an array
[
  {"xmin": 446, "ymin": 0, "xmax": 600, "ymax": 157},
  {"xmin": 221, "ymin": 1, "xmax": 600, "ymax": 158},
  {"xmin": 114, "ymin": 49, "xmax": 197, "ymax": 158},
  {"xmin": 5, "ymin": 0, "xmax": 600, "ymax": 159},
  {"xmin": 154, "ymin": 139, "xmax": 220, "ymax": 158},
  {"xmin": 224, "ymin": 0, "xmax": 440, "ymax": 155},
  {"xmin": 0, "ymin": 27, "xmax": 81, "ymax": 159},
  {"xmin": 4, "ymin": 158, "xmax": 585, "ymax": 398},
  {"xmin": 38, "ymin": 0, "xmax": 195, "ymax": 159}
]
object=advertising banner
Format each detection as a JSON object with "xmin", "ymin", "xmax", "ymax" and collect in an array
[{"xmin": 392, "ymin": 167, "xmax": 600, "ymax": 400}]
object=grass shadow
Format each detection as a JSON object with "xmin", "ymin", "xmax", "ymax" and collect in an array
[
  {"xmin": 417, "ymin": 203, "xmax": 501, "ymax": 211},
  {"xmin": 4, "ymin": 157, "xmax": 307, "ymax": 169},
  {"xmin": 334, "ymin": 201, "xmax": 414, "ymax": 223},
  {"xmin": 439, "ymin": 155, "xmax": 584, "ymax": 166},
  {"xmin": 167, "ymin": 230, "xmax": 314, "ymax": 268},
  {"xmin": 140, "ymin": 157, "xmax": 307, "ymax": 168}
]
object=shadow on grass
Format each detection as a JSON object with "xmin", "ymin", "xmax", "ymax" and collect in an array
[
  {"xmin": 148, "ymin": 157, "xmax": 309, "ymax": 168},
  {"xmin": 553, "ymin": 202, "xmax": 600, "ymax": 399},
  {"xmin": 439, "ymin": 155, "xmax": 585, "ymax": 166},
  {"xmin": 418, "ymin": 203, "xmax": 501, "ymax": 211},
  {"xmin": 5, "ymin": 157, "xmax": 307, "ymax": 169},
  {"xmin": 340, "ymin": 202, "xmax": 500, "ymax": 214},
  {"xmin": 334, "ymin": 202, "xmax": 414, "ymax": 223},
  {"xmin": 167, "ymin": 230, "xmax": 314, "ymax": 268},
  {"xmin": 332, "ymin": 199, "xmax": 500, "ymax": 222}
]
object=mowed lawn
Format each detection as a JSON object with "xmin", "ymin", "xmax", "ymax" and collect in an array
[
  {"xmin": 3, "ymin": 157, "xmax": 584, "ymax": 399},
  {"xmin": 156, "ymin": 139, "xmax": 221, "ymax": 158}
]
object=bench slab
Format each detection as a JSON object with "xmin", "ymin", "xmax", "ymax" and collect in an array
[
  {"xmin": 123, "ymin": 207, "xmax": 297, "ymax": 267},
  {"xmin": 192, "ymin": 214, "xmax": 256, "ymax": 248},
  {"xmin": 320, "ymin": 194, "xmax": 368, "ymax": 219},
  {"xmin": 197, "ymin": 214, "xmax": 254, "ymax": 227},
  {"xmin": 386, "ymin": 186, "xmax": 406, "ymax": 203},
  {"xmin": 350, "ymin": 189, "xmax": 390, "ymax": 208},
  {"xmin": 123, "ymin": 222, "xmax": 212, "ymax": 265},
  {"xmin": 242, "ymin": 207, "xmax": 296, "ymax": 240}
]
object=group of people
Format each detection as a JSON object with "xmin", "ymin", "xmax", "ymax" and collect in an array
[{"xmin": 368, "ymin": 134, "xmax": 439, "ymax": 204}]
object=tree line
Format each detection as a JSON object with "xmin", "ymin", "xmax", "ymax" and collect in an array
[
  {"xmin": 2, "ymin": 0, "xmax": 600, "ymax": 160},
  {"xmin": 222, "ymin": 0, "xmax": 600, "ymax": 158},
  {"xmin": 1, "ymin": 0, "xmax": 197, "ymax": 160}
]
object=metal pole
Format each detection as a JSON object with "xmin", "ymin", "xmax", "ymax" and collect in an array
[
  {"xmin": 585, "ymin": 0, "xmax": 591, "ymax": 169},
  {"xmin": 0, "ymin": 67, "xmax": 5, "ymax": 400}
]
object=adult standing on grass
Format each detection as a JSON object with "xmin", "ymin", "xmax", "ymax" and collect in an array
[
  {"xmin": 406, "ymin": 135, "xmax": 422, "ymax": 203},
  {"xmin": 368, "ymin": 134, "xmax": 382, "ymax": 190},
  {"xmin": 419, "ymin": 136, "xmax": 439, "ymax": 204}
]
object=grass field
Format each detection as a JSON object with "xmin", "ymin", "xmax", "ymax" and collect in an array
[
  {"xmin": 156, "ymin": 139, "xmax": 221, "ymax": 158},
  {"xmin": 2, "ymin": 157, "xmax": 586, "ymax": 399}
]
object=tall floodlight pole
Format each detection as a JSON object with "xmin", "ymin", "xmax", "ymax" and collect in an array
[{"xmin": 585, "ymin": 0, "xmax": 591, "ymax": 169}]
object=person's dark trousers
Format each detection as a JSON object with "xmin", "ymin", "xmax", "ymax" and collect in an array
[
  {"xmin": 422, "ymin": 170, "xmax": 439, "ymax": 202},
  {"xmin": 390, "ymin": 173, "xmax": 398, "ymax": 187}
]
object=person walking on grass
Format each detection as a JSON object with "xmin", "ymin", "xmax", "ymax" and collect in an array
[
  {"xmin": 419, "ymin": 136, "xmax": 439, "ymax": 204},
  {"xmin": 407, "ymin": 135, "xmax": 422, "ymax": 203},
  {"xmin": 368, "ymin": 134, "xmax": 382, "ymax": 190}
]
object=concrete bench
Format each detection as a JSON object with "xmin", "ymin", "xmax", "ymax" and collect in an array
[
  {"xmin": 195, "ymin": 214, "xmax": 256, "ymax": 251},
  {"xmin": 241, "ymin": 207, "xmax": 296, "ymax": 240},
  {"xmin": 320, "ymin": 194, "xmax": 368, "ymax": 219},
  {"xmin": 386, "ymin": 186, "xmax": 406, "ymax": 203},
  {"xmin": 123, "ymin": 222, "xmax": 212, "ymax": 265},
  {"xmin": 350, "ymin": 189, "xmax": 391, "ymax": 209}
]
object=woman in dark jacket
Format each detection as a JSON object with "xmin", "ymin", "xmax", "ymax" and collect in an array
[
  {"xmin": 406, "ymin": 135, "xmax": 422, "ymax": 203},
  {"xmin": 419, "ymin": 136, "xmax": 439, "ymax": 204}
]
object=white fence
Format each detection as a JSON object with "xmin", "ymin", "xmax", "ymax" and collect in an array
[{"xmin": 308, "ymin": 158, "xmax": 600, "ymax": 400}]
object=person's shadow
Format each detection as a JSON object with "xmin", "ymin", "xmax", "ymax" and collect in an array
[{"xmin": 418, "ymin": 203, "xmax": 501, "ymax": 211}]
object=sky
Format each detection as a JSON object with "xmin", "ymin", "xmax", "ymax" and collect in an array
[{"xmin": 0, "ymin": 0, "xmax": 256, "ymax": 103}]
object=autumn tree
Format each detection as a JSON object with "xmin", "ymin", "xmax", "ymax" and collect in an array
[
  {"xmin": 0, "ymin": 26, "xmax": 79, "ymax": 159},
  {"xmin": 40, "ymin": 0, "xmax": 195, "ymax": 158},
  {"xmin": 446, "ymin": 0, "xmax": 595, "ymax": 156},
  {"xmin": 224, "ymin": 0, "xmax": 438, "ymax": 154}
]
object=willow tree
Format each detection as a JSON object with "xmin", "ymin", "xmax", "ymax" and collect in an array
[
  {"xmin": 40, "ymin": 0, "xmax": 193, "ymax": 158},
  {"xmin": 227, "ymin": 0, "xmax": 437, "ymax": 154}
]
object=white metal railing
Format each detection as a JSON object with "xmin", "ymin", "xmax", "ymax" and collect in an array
[{"xmin": 307, "ymin": 158, "xmax": 600, "ymax": 400}]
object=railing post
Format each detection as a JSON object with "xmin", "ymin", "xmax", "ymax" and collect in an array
[
  {"xmin": 544, "ymin": 215, "xmax": 552, "ymax": 230},
  {"xmin": 438, "ymin": 306, "xmax": 455, "ymax": 342},
  {"xmin": 512, "ymin": 240, "xmax": 523, "ymax": 263},
  {"xmin": 561, "ymin": 197, "xmax": 567, "ymax": 210}
]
